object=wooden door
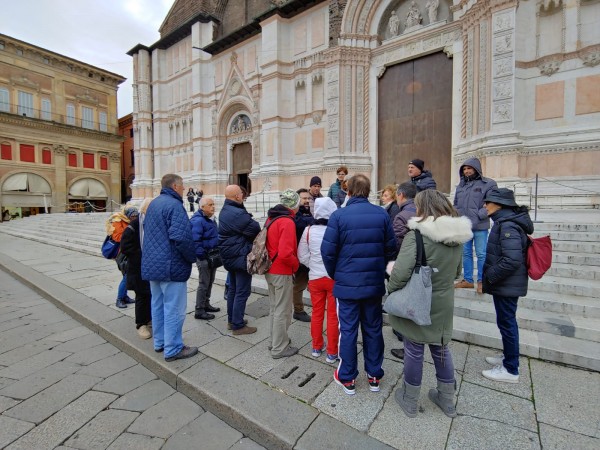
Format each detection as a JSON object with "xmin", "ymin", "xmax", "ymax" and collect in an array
[
  {"xmin": 231, "ymin": 142, "xmax": 252, "ymax": 194},
  {"xmin": 378, "ymin": 52, "xmax": 453, "ymax": 193}
]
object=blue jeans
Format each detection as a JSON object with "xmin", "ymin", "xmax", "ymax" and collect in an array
[
  {"xmin": 403, "ymin": 338, "xmax": 455, "ymax": 386},
  {"xmin": 493, "ymin": 295, "xmax": 520, "ymax": 375},
  {"xmin": 150, "ymin": 281, "xmax": 187, "ymax": 358},
  {"xmin": 117, "ymin": 274, "xmax": 128, "ymax": 299},
  {"xmin": 463, "ymin": 230, "xmax": 488, "ymax": 283},
  {"xmin": 337, "ymin": 297, "xmax": 384, "ymax": 382},
  {"xmin": 227, "ymin": 270, "xmax": 252, "ymax": 330}
]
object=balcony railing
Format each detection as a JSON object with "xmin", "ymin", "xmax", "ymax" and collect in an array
[{"xmin": 0, "ymin": 102, "xmax": 118, "ymax": 134}]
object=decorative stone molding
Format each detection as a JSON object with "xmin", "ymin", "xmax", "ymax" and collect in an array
[
  {"xmin": 109, "ymin": 153, "xmax": 121, "ymax": 162},
  {"xmin": 295, "ymin": 78, "xmax": 306, "ymax": 89},
  {"xmin": 10, "ymin": 75, "xmax": 39, "ymax": 91},
  {"xmin": 516, "ymin": 44, "xmax": 600, "ymax": 71},
  {"xmin": 580, "ymin": 47, "xmax": 600, "ymax": 67},
  {"xmin": 296, "ymin": 116, "xmax": 305, "ymax": 128},
  {"xmin": 53, "ymin": 145, "xmax": 68, "ymax": 155},
  {"xmin": 538, "ymin": 59, "xmax": 561, "ymax": 76},
  {"xmin": 312, "ymin": 111, "xmax": 322, "ymax": 124}
]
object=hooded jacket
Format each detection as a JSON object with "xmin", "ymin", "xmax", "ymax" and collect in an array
[
  {"xmin": 298, "ymin": 197, "xmax": 337, "ymax": 280},
  {"xmin": 482, "ymin": 207, "xmax": 534, "ymax": 297},
  {"xmin": 411, "ymin": 170, "xmax": 437, "ymax": 192},
  {"xmin": 388, "ymin": 215, "xmax": 473, "ymax": 345},
  {"xmin": 453, "ymin": 157, "xmax": 498, "ymax": 231},
  {"xmin": 265, "ymin": 205, "xmax": 299, "ymax": 275},
  {"xmin": 392, "ymin": 199, "xmax": 417, "ymax": 252},
  {"xmin": 321, "ymin": 196, "xmax": 397, "ymax": 299},
  {"xmin": 218, "ymin": 199, "xmax": 261, "ymax": 272}
]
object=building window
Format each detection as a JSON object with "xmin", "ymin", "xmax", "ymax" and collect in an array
[
  {"xmin": 42, "ymin": 148, "xmax": 52, "ymax": 164},
  {"xmin": 129, "ymin": 128, "xmax": 133, "ymax": 138},
  {"xmin": 16, "ymin": 49, "xmax": 23, "ymax": 56},
  {"xmin": 82, "ymin": 106, "xmax": 94, "ymax": 129},
  {"xmin": 66, "ymin": 103, "xmax": 75, "ymax": 125},
  {"xmin": 99, "ymin": 111, "xmax": 107, "ymax": 132},
  {"xmin": 100, "ymin": 155, "xmax": 108, "ymax": 170},
  {"xmin": 1, "ymin": 143, "xmax": 11, "ymax": 160},
  {"xmin": 0, "ymin": 42, "xmax": 4, "ymax": 50},
  {"xmin": 83, "ymin": 152, "xmax": 95, "ymax": 168},
  {"xmin": 130, "ymin": 149, "xmax": 135, "ymax": 167},
  {"xmin": 20, "ymin": 144, "xmax": 35, "ymax": 162},
  {"xmin": 0, "ymin": 88, "xmax": 9, "ymax": 112},
  {"xmin": 68, "ymin": 153, "xmax": 77, "ymax": 167},
  {"xmin": 17, "ymin": 91, "xmax": 34, "ymax": 117},
  {"xmin": 41, "ymin": 98, "xmax": 51, "ymax": 120}
]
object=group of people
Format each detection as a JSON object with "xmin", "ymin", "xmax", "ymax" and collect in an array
[
  {"xmin": 186, "ymin": 187, "xmax": 204, "ymax": 213},
  {"xmin": 108, "ymin": 159, "xmax": 533, "ymax": 417}
]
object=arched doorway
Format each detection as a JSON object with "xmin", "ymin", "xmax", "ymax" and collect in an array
[
  {"xmin": 378, "ymin": 51, "xmax": 453, "ymax": 193},
  {"xmin": 231, "ymin": 142, "xmax": 252, "ymax": 195},
  {"xmin": 68, "ymin": 178, "xmax": 108, "ymax": 212},
  {"xmin": 1, "ymin": 172, "xmax": 52, "ymax": 218}
]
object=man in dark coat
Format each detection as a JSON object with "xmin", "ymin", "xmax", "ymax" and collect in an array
[
  {"xmin": 453, "ymin": 157, "xmax": 497, "ymax": 293},
  {"xmin": 408, "ymin": 159, "xmax": 437, "ymax": 192},
  {"xmin": 307, "ymin": 176, "xmax": 323, "ymax": 214},
  {"xmin": 321, "ymin": 174, "xmax": 396, "ymax": 395},
  {"xmin": 141, "ymin": 174, "xmax": 197, "ymax": 362},
  {"xmin": 292, "ymin": 188, "xmax": 315, "ymax": 322},
  {"xmin": 218, "ymin": 185, "xmax": 261, "ymax": 335}
]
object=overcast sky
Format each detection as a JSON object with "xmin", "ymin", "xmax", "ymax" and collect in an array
[{"xmin": 1, "ymin": 0, "xmax": 174, "ymax": 117}]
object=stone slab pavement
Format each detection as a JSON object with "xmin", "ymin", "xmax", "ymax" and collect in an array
[{"xmin": 1, "ymin": 233, "xmax": 599, "ymax": 449}]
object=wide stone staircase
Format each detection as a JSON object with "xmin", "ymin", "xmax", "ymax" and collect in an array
[{"xmin": 1, "ymin": 210, "xmax": 599, "ymax": 372}]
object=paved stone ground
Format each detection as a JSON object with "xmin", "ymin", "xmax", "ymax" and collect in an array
[
  {"xmin": 0, "ymin": 270, "xmax": 264, "ymax": 450},
  {"xmin": 1, "ymin": 233, "xmax": 599, "ymax": 449}
]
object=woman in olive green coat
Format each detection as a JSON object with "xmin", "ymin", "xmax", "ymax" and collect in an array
[{"xmin": 387, "ymin": 190, "xmax": 472, "ymax": 418}]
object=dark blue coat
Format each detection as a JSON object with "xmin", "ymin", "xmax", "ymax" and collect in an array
[
  {"xmin": 218, "ymin": 199, "xmax": 260, "ymax": 272},
  {"xmin": 453, "ymin": 158, "xmax": 497, "ymax": 231},
  {"xmin": 411, "ymin": 170, "xmax": 437, "ymax": 192},
  {"xmin": 482, "ymin": 208, "xmax": 534, "ymax": 297},
  {"xmin": 190, "ymin": 210, "xmax": 218, "ymax": 260},
  {"xmin": 141, "ymin": 188, "xmax": 196, "ymax": 282},
  {"xmin": 321, "ymin": 196, "xmax": 397, "ymax": 299}
]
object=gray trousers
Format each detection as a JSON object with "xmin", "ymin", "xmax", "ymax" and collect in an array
[
  {"xmin": 195, "ymin": 259, "xmax": 216, "ymax": 313},
  {"xmin": 265, "ymin": 273, "xmax": 293, "ymax": 355}
]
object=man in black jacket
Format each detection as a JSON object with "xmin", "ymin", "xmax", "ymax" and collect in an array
[
  {"xmin": 292, "ymin": 188, "xmax": 315, "ymax": 322},
  {"xmin": 408, "ymin": 159, "xmax": 437, "ymax": 192}
]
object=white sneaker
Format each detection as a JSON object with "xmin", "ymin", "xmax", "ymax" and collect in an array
[
  {"xmin": 482, "ymin": 364, "xmax": 519, "ymax": 383},
  {"xmin": 485, "ymin": 354, "xmax": 504, "ymax": 365},
  {"xmin": 137, "ymin": 325, "xmax": 152, "ymax": 340}
]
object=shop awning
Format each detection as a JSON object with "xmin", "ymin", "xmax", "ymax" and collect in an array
[{"xmin": 69, "ymin": 178, "xmax": 107, "ymax": 198}]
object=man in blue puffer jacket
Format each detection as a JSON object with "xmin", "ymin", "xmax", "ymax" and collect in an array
[
  {"xmin": 321, "ymin": 174, "xmax": 397, "ymax": 395},
  {"xmin": 218, "ymin": 185, "xmax": 261, "ymax": 335},
  {"xmin": 453, "ymin": 157, "xmax": 497, "ymax": 294},
  {"xmin": 142, "ymin": 174, "xmax": 197, "ymax": 362}
]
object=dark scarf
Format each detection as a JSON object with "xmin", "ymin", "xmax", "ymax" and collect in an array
[{"xmin": 314, "ymin": 218, "xmax": 328, "ymax": 226}]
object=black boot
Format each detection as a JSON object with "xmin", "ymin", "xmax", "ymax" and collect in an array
[{"xmin": 194, "ymin": 311, "xmax": 215, "ymax": 320}]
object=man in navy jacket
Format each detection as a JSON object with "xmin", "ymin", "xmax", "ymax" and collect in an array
[
  {"xmin": 142, "ymin": 174, "xmax": 197, "ymax": 362},
  {"xmin": 321, "ymin": 174, "xmax": 396, "ymax": 395}
]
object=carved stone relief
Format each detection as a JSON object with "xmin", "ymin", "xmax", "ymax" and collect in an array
[
  {"xmin": 493, "ymin": 102, "xmax": 512, "ymax": 123},
  {"xmin": 491, "ymin": 9, "xmax": 516, "ymax": 127}
]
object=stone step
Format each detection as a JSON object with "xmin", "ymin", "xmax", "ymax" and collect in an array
[
  {"xmin": 533, "ymin": 222, "xmax": 600, "ymax": 233},
  {"xmin": 529, "ymin": 275, "xmax": 600, "ymax": 297},
  {"xmin": 553, "ymin": 251, "xmax": 600, "ymax": 266},
  {"xmin": 452, "ymin": 316, "xmax": 600, "ymax": 371},
  {"xmin": 0, "ymin": 226, "xmax": 105, "ymax": 248},
  {"xmin": 455, "ymin": 288, "xmax": 600, "ymax": 318},
  {"xmin": 551, "ymin": 240, "xmax": 600, "ymax": 254},
  {"xmin": 535, "ymin": 231, "xmax": 600, "ymax": 242},
  {"xmin": 547, "ymin": 263, "xmax": 600, "ymax": 281},
  {"xmin": 454, "ymin": 297, "xmax": 600, "ymax": 342},
  {"xmin": 0, "ymin": 227, "xmax": 101, "ymax": 257}
]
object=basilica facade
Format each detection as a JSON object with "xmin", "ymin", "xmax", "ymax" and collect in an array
[{"xmin": 128, "ymin": 0, "xmax": 600, "ymax": 206}]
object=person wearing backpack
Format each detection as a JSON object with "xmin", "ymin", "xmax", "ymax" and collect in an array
[
  {"xmin": 218, "ymin": 185, "xmax": 261, "ymax": 335},
  {"xmin": 264, "ymin": 189, "xmax": 301, "ymax": 358},
  {"xmin": 481, "ymin": 187, "xmax": 534, "ymax": 384}
]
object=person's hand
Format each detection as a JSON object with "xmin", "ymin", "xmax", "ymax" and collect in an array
[{"xmin": 386, "ymin": 261, "xmax": 395, "ymax": 276}]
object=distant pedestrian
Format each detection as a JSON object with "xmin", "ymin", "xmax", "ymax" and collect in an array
[
  {"xmin": 328, "ymin": 165, "xmax": 348, "ymax": 204},
  {"xmin": 336, "ymin": 174, "xmax": 350, "ymax": 208},
  {"xmin": 218, "ymin": 185, "xmax": 260, "ymax": 335},
  {"xmin": 187, "ymin": 188, "xmax": 196, "ymax": 212},
  {"xmin": 142, "ymin": 174, "xmax": 198, "ymax": 362},
  {"xmin": 292, "ymin": 188, "xmax": 314, "ymax": 323},
  {"xmin": 481, "ymin": 188, "xmax": 533, "ymax": 384},
  {"xmin": 321, "ymin": 174, "xmax": 396, "ymax": 395},
  {"xmin": 453, "ymin": 157, "xmax": 497, "ymax": 294},
  {"xmin": 381, "ymin": 184, "xmax": 400, "ymax": 222},
  {"xmin": 408, "ymin": 159, "xmax": 437, "ymax": 192},
  {"xmin": 265, "ymin": 189, "xmax": 301, "ymax": 358},
  {"xmin": 307, "ymin": 176, "xmax": 323, "ymax": 214},
  {"xmin": 298, "ymin": 197, "xmax": 339, "ymax": 363},
  {"xmin": 190, "ymin": 197, "xmax": 221, "ymax": 320},
  {"xmin": 388, "ymin": 190, "xmax": 472, "ymax": 418}
]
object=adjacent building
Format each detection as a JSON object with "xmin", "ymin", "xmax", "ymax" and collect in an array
[
  {"xmin": 127, "ymin": 0, "xmax": 600, "ymax": 207},
  {"xmin": 0, "ymin": 33, "xmax": 125, "ymax": 217},
  {"xmin": 118, "ymin": 113, "xmax": 135, "ymax": 202}
]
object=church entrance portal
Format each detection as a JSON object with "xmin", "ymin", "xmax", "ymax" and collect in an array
[
  {"xmin": 231, "ymin": 142, "xmax": 252, "ymax": 195},
  {"xmin": 377, "ymin": 51, "xmax": 453, "ymax": 193}
]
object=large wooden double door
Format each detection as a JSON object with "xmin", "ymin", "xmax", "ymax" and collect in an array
[
  {"xmin": 378, "ymin": 51, "xmax": 453, "ymax": 193},
  {"xmin": 231, "ymin": 142, "xmax": 252, "ymax": 194}
]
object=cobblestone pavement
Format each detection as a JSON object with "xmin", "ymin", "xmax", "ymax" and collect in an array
[
  {"xmin": 0, "ymin": 270, "xmax": 264, "ymax": 450},
  {"xmin": 1, "ymin": 233, "xmax": 599, "ymax": 449}
]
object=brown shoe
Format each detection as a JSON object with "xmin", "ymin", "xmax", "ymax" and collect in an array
[
  {"xmin": 232, "ymin": 325, "xmax": 257, "ymax": 335},
  {"xmin": 227, "ymin": 319, "xmax": 248, "ymax": 330},
  {"xmin": 454, "ymin": 279, "xmax": 474, "ymax": 289},
  {"xmin": 477, "ymin": 282, "xmax": 483, "ymax": 294}
]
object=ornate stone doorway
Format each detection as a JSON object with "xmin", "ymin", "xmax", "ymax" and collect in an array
[
  {"xmin": 377, "ymin": 51, "xmax": 453, "ymax": 193},
  {"xmin": 231, "ymin": 142, "xmax": 252, "ymax": 194}
]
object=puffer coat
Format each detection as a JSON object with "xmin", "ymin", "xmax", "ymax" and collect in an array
[
  {"xmin": 388, "ymin": 215, "xmax": 473, "ymax": 345},
  {"xmin": 218, "ymin": 199, "xmax": 260, "ymax": 272},
  {"xmin": 411, "ymin": 170, "xmax": 437, "ymax": 192},
  {"xmin": 453, "ymin": 157, "xmax": 497, "ymax": 231},
  {"xmin": 190, "ymin": 209, "xmax": 218, "ymax": 260}
]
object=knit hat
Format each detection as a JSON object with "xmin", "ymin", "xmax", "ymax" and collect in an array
[
  {"xmin": 314, "ymin": 197, "xmax": 337, "ymax": 220},
  {"xmin": 483, "ymin": 187, "xmax": 518, "ymax": 208},
  {"xmin": 280, "ymin": 189, "xmax": 300, "ymax": 209},
  {"xmin": 123, "ymin": 205, "xmax": 139, "ymax": 219},
  {"xmin": 310, "ymin": 176, "xmax": 322, "ymax": 187},
  {"xmin": 408, "ymin": 159, "xmax": 425, "ymax": 172}
]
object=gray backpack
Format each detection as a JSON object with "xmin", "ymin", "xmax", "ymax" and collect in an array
[{"xmin": 247, "ymin": 216, "xmax": 289, "ymax": 275}]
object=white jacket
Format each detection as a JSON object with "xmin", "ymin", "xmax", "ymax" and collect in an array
[{"xmin": 298, "ymin": 225, "xmax": 330, "ymax": 281}]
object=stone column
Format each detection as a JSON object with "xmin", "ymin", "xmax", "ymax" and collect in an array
[
  {"xmin": 109, "ymin": 153, "xmax": 121, "ymax": 208},
  {"xmin": 53, "ymin": 145, "xmax": 68, "ymax": 213}
]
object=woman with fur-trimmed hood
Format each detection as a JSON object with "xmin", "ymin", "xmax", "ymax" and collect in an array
[{"xmin": 387, "ymin": 190, "xmax": 472, "ymax": 419}]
